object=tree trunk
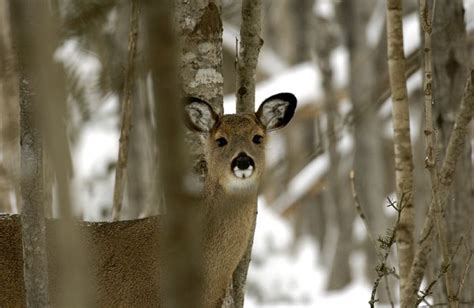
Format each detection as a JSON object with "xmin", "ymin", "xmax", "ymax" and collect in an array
[
  {"xmin": 8, "ymin": 2, "xmax": 50, "ymax": 305},
  {"xmin": 386, "ymin": 0, "xmax": 416, "ymax": 299},
  {"xmin": 144, "ymin": 0, "xmax": 205, "ymax": 306},
  {"xmin": 10, "ymin": 1, "xmax": 93, "ymax": 305},
  {"xmin": 337, "ymin": 0, "xmax": 389, "ymax": 289}
]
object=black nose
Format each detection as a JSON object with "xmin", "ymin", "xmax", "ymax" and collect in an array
[{"xmin": 232, "ymin": 153, "xmax": 255, "ymax": 170}]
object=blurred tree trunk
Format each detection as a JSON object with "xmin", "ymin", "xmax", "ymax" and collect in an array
[
  {"xmin": 145, "ymin": 0, "xmax": 204, "ymax": 306},
  {"xmin": 263, "ymin": 0, "xmax": 312, "ymax": 65},
  {"xmin": 10, "ymin": 1, "xmax": 93, "ymax": 305},
  {"xmin": 0, "ymin": 0, "xmax": 20, "ymax": 213},
  {"xmin": 336, "ymin": 0, "xmax": 388, "ymax": 292},
  {"xmin": 9, "ymin": 1, "xmax": 50, "ymax": 305},
  {"xmin": 312, "ymin": 7, "xmax": 356, "ymax": 290},
  {"xmin": 431, "ymin": 0, "xmax": 474, "ymax": 303}
]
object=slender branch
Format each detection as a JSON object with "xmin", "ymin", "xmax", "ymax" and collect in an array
[
  {"xmin": 417, "ymin": 237, "xmax": 463, "ymax": 306},
  {"xmin": 369, "ymin": 197, "xmax": 402, "ymax": 308},
  {"xmin": 350, "ymin": 171, "xmax": 380, "ymax": 258},
  {"xmin": 454, "ymin": 239, "xmax": 473, "ymax": 302},
  {"xmin": 386, "ymin": 0, "xmax": 416, "ymax": 298},
  {"xmin": 350, "ymin": 171, "xmax": 394, "ymax": 307},
  {"xmin": 420, "ymin": 0, "xmax": 455, "ymax": 305},
  {"xmin": 112, "ymin": 0, "xmax": 139, "ymax": 221}
]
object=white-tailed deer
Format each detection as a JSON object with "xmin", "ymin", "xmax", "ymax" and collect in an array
[{"xmin": 0, "ymin": 93, "xmax": 296, "ymax": 307}]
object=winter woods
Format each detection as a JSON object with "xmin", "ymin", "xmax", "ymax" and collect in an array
[{"xmin": 0, "ymin": 0, "xmax": 473, "ymax": 307}]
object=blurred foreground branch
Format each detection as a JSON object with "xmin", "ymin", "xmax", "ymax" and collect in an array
[{"xmin": 144, "ymin": 0, "xmax": 204, "ymax": 306}]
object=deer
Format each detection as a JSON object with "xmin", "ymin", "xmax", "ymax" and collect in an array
[{"xmin": 0, "ymin": 92, "xmax": 297, "ymax": 307}]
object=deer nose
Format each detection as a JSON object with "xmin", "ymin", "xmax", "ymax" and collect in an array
[{"xmin": 232, "ymin": 152, "xmax": 255, "ymax": 170}]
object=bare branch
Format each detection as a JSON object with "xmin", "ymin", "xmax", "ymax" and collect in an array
[
  {"xmin": 350, "ymin": 171, "xmax": 394, "ymax": 307},
  {"xmin": 111, "ymin": 0, "xmax": 139, "ymax": 221},
  {"xmin": 369, "ymin": 197, "xmax": 402, "ymax": 308},
  {"xmin": 417, "ymin": 237, "xmax": 463, "ymax": 306},
  {"xmin": 454, "ymin": 239, "xmax": 473, "ymax": 302}
]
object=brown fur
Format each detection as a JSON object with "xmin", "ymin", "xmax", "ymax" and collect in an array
[
  {"xmin": 0, "ymin": 214, "xmax": 161, "ymax": 307},
  {"xmin": 0, "ymin": 95, "xmax": 295, "ymax": 307},
  {"xmin": 0, "ymin": 115, "xmax": 263, "ymax": 308}
]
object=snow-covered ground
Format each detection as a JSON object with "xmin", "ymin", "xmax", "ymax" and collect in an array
[{"xmin": 245, "ymin": 199, "xmax": 372, "ymax": 307}]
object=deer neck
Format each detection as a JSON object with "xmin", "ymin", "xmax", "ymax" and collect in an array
[{"xmin": 201, "ymin": 177, "xmax": 258, "ymax": 306}]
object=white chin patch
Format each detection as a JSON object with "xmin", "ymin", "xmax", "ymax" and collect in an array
[{"xmin": 233, "ymin": 166, "xmax": 254, "ymax": 179}]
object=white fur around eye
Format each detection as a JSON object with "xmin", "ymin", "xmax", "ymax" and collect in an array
[
  {"xmin": 186, "ymin": 103, "xmax": 216, "ymax": 132},
  {"xmin": 259, "ymin": 100, "xmax": 290, "ymax": 129}
]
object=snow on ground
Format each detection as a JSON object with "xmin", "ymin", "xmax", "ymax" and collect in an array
[{"xmin": 245, "ymin": 198, "xmax": 372, "ymax": 307}]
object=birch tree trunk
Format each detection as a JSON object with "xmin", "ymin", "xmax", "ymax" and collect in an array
[
  {"xmin": 431, "ymin": 0, "xmax": 474, "ymax": 303},
  {"xmin": 386, "ymin": 0, "xmax": 416, "ymax": 298},
  {"xmin": 176, "ymin": 0, "xmax": 223, "ymax": 185}
]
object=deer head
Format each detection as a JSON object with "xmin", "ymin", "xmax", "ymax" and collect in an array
[{"xmin": 185, "ymin": 93, "xmax": 297, "ymax": 195}]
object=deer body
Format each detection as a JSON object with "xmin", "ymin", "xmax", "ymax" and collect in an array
[{"xmin": 0, "ymin": 93, "xmax": 296, "ymax": 307}]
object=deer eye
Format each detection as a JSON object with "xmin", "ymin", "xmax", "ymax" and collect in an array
[
  {"xmin": 252, "ymin": 135, "xmax": 263, "ymax": 144},
  {"xmin": 216, "ymin": 137, "xmax": 228, "ymax": 147}
]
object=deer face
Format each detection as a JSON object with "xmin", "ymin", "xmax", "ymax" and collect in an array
[{"xmin": 185, "ymin": 93, "xmax": 297, "ymax": 193}]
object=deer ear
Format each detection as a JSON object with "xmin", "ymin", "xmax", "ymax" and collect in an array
[
  {"xmin": 184, "ymin": 97, "xmax": 218, "ymax": 133},
  {"xmin": 256, "ymin": 93, "xmax": 297, "ymax": 131}
]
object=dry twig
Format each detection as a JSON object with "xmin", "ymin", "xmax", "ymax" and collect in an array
[
  {"xmin": 112, "ymin": 0, "xmax": 139, "ymax": 221},
  {"xmin": 369, "ymin": 196, "xmax": 403, "ymax": 308},
  {"xmin": 416, "ymin": 237, "xmax": 463, "ymax": 306},
  {"xmin": 350, "ymin": 171, "xmax": 395, "ymax": 308},
  {"xmin": 454, "ymin": 238, "xmax": 473, "ymax": 303}
]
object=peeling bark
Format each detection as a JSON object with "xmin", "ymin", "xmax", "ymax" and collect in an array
[{"xmin": 177, "ymin": 1, "xmax": 224, "ymax": 180}]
